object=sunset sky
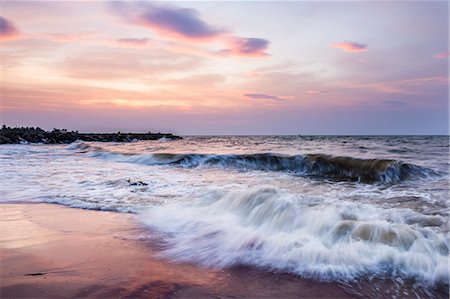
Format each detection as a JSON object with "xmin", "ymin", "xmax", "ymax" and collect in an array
[{"xmin": 1, "ymin": 1, "xmax": 449, "ymax": 135}]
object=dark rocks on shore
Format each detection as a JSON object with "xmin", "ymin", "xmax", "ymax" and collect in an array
[{"xmin": 0, "ymin": 125, "xmax": 182, "ymax": 144}]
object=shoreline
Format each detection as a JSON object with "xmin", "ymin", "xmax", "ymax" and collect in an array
[{"xmin": 0, "ymin": 203, "xmax": 356, "ymax": 299}]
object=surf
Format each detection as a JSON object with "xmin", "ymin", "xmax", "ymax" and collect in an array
[
  {"xmin": 69, "ymin": 141, "xmax": 436, "ymax": 184},
  {"xmin": 139, "ymin": 186, "xmax": 449, "ymax": 289}
]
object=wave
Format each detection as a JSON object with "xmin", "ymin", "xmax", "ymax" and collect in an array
[
  {"xmin": 68, "ymin": 141, "xmax": 435, "ymax": 184},
  {"xmin": 140, "ymin": 186, "xmax": 449, "ymax": 289}
]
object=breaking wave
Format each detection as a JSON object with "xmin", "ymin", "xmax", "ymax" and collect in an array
[
  {"xmin": 140, "ymin": 186, "xmax": 449, "ymax": 289},
  {"xmin": 69, "ymin": 141, "xmax": 435, "ymax": 183}
]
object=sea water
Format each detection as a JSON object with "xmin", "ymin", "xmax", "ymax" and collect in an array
[{"xmin": 1, "ymin": 136, "xmax": 448, "ymax": 297}]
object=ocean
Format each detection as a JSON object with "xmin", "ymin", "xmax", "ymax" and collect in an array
[{"xmin": 1, "ymin": 136, "xmax": 449, "ymax": 298}]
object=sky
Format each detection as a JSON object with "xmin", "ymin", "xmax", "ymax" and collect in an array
[{"xmin": 0, "ymin": 1, "xmax": 449, "ymax": 135}]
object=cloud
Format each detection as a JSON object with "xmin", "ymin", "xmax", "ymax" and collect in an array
[
  {"xmin": 58, "ymin": 49, "xmax": 203, "ymax": 80},
  {"xmin": 110, "ymin": 2, "xmax": 269, "ymax": 58},
  {"xmin": 399, "ymin": 76, "xmax": 449, "ymax": 86},
  {"xmin": 164, "ymin": 74, "xmax": 225, "ymax": 88},
  {"xmin": 383, "ymin": 100, "xmax": 408, "ymax": 106},
  {"xmin": 434, "ymin": 51, "xmax": 449, "ymax": 59},
  {"xmin": 331, "ymin": 41, "xmax": 367, "ymax": 53},
  {"xmin": 244, "ymin": 93, "xmax": 286, "ymax": 101},
  {"xmin": 140, "ymin": 7, "xmax": 225, "ymax": 40},
  {"xmin": 0, "ymin": 16, "xmax": 20, "ymax": 42},
  {"xmin": 306, "ymin": 90, "xmax": 332, "ymax": 96},
  {"xmin": 110, "ymin": 38, "xmax": 151, "ymax": 48},
  {"xmin": 43, "ymin": 32, "xmax": 97, "ymax": 42},
  {"xmin": 349, "ymin": 76, "xmax": 449, "ymax": 95},
  {"xmin": 111, "ymin": 2, "xmax": 224, "ymax": 40},
  {"xmin": 38, "ymin": 33, "xmax": 152, "ymax": 49},
  {"xmin": 224, "ymin": 37, "xmax": 269, "ymax": 57}
]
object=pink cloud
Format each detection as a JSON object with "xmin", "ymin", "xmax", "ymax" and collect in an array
[
  {"xmin": 0, "ymin": 16, "xmax": 20, "ymax": 42},
  {"xmin": 44, "ymin": 32, "xmax": 97, "ymax": 42},
  {"xmin": 399, "ymin": 76, "xmax": 449, "ymax": 86},
  {"xmin": 331, "ymin": 41, "xmax": 367, "ymax": 53},
  {"xmin": 434, "ymin": 51, "xmax": 449, "ymax": 59},
  {"xmin": 350, "ymin": 76, "xmax": 449, "ymax": 95},
  {"xmin": 305, "ymin": 90, "xmax": 334, "ymax": 96},
  {"xmin": 109, "ymin": 38, "xmax": 151, "ymax": 48}
]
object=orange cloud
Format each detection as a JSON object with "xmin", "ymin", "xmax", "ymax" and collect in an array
[
  {"xmin": 331, "ymin": 41, "xmax": 367, "ymax": 53},
  {"xmin": 57, "ymin": 49, "xmax": 203, "ymax": 80},
  {"xmin": 0, "ymin": 16, "xmax": 20, "ymax": 42},
  {"xmin": 39, "ymin": 33, "xmax": 152, "ymax": 50}
]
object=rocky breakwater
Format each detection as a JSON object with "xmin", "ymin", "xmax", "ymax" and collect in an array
[{"xmin": 0, "ymin": 126, "xmax": 182, "ymax": 144}]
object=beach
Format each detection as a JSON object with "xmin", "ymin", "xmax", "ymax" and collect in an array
[
  {"xmin": 1, "ymin": 203, "xmax": 356, "ymax": 299},
  {"xmin": 2, "ymin": 0, "xmax": 448, "ymax": 297}
]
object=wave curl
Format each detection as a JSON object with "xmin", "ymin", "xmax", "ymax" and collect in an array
[{"xmin": 68, "ymin": 141, "xmax": 435, "ymax": 183}]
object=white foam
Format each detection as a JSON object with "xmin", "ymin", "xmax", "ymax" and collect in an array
[{"xmin": 140, "ymin": 186, "xmax": 449, "ymax": 286}]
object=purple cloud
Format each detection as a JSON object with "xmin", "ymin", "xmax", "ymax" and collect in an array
[
  {"xmin": 140, "ymin": 7, "xmax": 224, "ymax": 39},
  {"xmin": 244, "ymin": 93, "xmax": 284, "ymax": 101},
  {"xmin": 383, "ymin": 100, "xmax": 408, "ymax": 106},
  {"xmin": 0, "ymin": 16, "xmax": 20, "ymax": 42},
  {"xmin": 227, "ymin": 37, "xmax": 269, "ymax": 56},
  {"xmin": 111, "ymin": 2, "xmax": 224, "ymax": 40}
]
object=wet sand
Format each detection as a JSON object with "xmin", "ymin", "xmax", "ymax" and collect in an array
[{"xmin": 0, "ymin": 203, "xmax": 356, "ymax": 298}]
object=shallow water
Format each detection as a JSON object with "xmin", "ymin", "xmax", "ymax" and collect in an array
[{"xmin": 1, "ymin": 136, "xmax": 449, "ymax": 297}]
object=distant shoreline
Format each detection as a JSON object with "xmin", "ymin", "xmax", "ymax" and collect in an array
[{"xmin": 0, "ymin": 126, "xmax": 182, "ymax": 144}]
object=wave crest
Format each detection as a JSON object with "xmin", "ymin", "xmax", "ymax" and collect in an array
[{"xmin": 68, "ymin": 142, "xmax": 435, "ymax": 184}]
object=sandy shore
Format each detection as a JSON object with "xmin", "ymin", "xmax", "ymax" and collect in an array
[{"xmin": 0, "ymin": 203, "xmax": 356, "ymax": 298}]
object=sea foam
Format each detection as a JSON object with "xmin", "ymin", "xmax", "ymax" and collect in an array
[{"xmin": 140, "ymin": 186, "xmax": 449, "ymax": 287}]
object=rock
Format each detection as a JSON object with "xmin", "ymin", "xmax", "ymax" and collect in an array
[
  {"xmin": 0, "ymin": 125, "xmax": 182, "ymax": 144},
  {"xmin": 126, "ymin": 179, "xmax": 148, "ymax": 186}
]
